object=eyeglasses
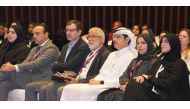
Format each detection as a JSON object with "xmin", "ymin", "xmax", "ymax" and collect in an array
[
  {"xmin": 65, "ymin": 29, "xmax": 78, "ymax": 32},
  {"xmin": 33, "ymin": 32, "xmax": 43, "ymax": 36},
  {"xmin": 86, "ymin": 35, "xmax": 100, "ymax": 39}
]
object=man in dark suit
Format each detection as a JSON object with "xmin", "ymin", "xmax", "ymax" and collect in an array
[
  {"xmin": 25, "ymin": 20, "xmax": 90, "ymax": 101},
  {"xmin": 0, "ymin": 23, "xmax": 60, "ymax": 100},
  {"xmin": 42, "ymin": 27, "xmax": 110, "ymax": 101}
]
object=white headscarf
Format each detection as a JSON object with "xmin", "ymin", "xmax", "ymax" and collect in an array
[{"xmin": 113, "ymin": 27, "xmax": 137, "ymax": 55}]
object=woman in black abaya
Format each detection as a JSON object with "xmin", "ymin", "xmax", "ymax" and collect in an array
[
  {"xmin": 124, "ymin": 33, "xmax": 190, "ymax": 101},
  {"xmin": 0, "ymin": 25, "xmax": 30, "ymax": 67}
]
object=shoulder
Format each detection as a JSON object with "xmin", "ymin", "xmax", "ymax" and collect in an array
[{"xmin": 101, "ymin": 47, "xmax": 111, "ymax": 54}]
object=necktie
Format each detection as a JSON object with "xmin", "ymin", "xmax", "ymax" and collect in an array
[{"xmin": 30, "ymin": 46, "xmax": 42, "ymax": 61}]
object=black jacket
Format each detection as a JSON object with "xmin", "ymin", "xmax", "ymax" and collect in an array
[
  {"xmin": 52, "ymin": 38, "xmax": 90, "ymax": 73},
  {"xmin": 79, "ymin": 46, "xmax": 110, "ymax": 83}
]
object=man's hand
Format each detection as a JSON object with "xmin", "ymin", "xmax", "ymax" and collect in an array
[
  {"xmin": 0, "ymin": 62, "xmax": 16, "ymax": 72},
  {"xmin": 60, "ymin": 71, "xmax": 77, "ymax": 84},
  {"xmin": 89, "ymin": 79, "xmax": 101, "ymax": 85},
  {"xmin": 64, "ymin": 77, "xmax": 78, "ymax": 84},
  {"xmin": 62, "ymin": 71, "xmax": 76, "ymax": 78}
]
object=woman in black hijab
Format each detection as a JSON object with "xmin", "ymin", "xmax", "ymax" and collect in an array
[
  {"xmin": 97, "ymin": 33, "xmax": 157, "ymax": 101},
  {"xmin": 0, "ymin": 25, "xmax": 30, "ymax": 66},
  {"xmin": 124, "ymin": 33, "xmax": 190, "ymax": 101}
]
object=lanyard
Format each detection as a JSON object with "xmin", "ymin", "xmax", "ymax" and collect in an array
[
  {"xmin": 129, "ymin": 60, "xmax": 143, "ymax": 78},
  {"xmin": 79, "ymin": 46, "xmax": 102, "ymax": 73}
]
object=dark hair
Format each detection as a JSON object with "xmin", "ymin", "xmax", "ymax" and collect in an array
[
  {"xmin": 160, "ymin": 33, "xmax": 181, "ymax": 60},
  {"xmin": 33, "ymin": 23, "xmax": 48, "ymax": 33},
  {"xmin": 28, "ymin": 22, "xmax": 36, "ymax": 26},
  {"xmin": 66, "ymin": 20, "xmax": 82, "ymax": 30},
  {"xmin": 0, "ymin": 23, "xmax": 8, "ymax": 27}
]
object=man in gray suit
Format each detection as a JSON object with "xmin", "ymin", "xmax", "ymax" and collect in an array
[{"xmin": 0, "ymin": 23, "xmax": 59, "ymax": 100}]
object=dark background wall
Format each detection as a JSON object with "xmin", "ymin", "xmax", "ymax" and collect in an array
[{"xmin": 0, "ymin": 6, "xmax": 190, "ymax": 35}]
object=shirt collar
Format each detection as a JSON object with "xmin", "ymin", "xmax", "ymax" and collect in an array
[
  {"xmin": 115, "ymin": 46, "xmax": 130, "ymax": 57},
  {"xmin": 69, "ymin": 38, "xmax": 79, "ymax": 48},
  {"xmin": 39, "ymin": 39, "xmax": 49, "ymax": 47}
]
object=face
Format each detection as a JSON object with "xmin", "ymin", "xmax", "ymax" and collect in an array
[
  {"xmin": 159, "ymin": 32, "xmax": 166, "ymax": 39},
  {"xmin": 28, "ymin": 24, "xmax": 34, "ymax": 34},
  {"xmin": 7, "ymin": 27, "xmax": 17, "ymax": 43},
  {"xmin": 142, "ymin": 25, "xmax": 148, "ymax": 30},
  {"xmin": 113, "ymin": 34, "xmax": 130, "ymax": 50},
  {"xmin": 87, "ymin": 33, "xmax": 102, "ymax": 51},
  {"xmin": 65, "ymin": 23, "xmax": 81, "ymax": 41},
  {"xmin": 141, "ymin": 29, "xmax": 149, "ymax": 34},
  {"xmin": 161, "ymin": 37, "xmax": 171, "ymax": 53},
  {"xmin": 33, "ymin": 26, "xmax": 48, "ymax": 45},
  {"xmin": 11, "ymin": 22, "xmax": 17, "ymax": 26},
  {"xmin": 179, "ymin": 31, "xmax": 190, "ymax": 48},
  {"xmin": 132, "ymin": 25, "xmax": 140, "ymax": 36},
  {"xmin": 136, "ymin": 37, "xmax": 148, "ymax": 55},
  {"xmin": 0, "ymin": 25, "xmax": 4, "ymax": 36},
  {"xmin": 112, "ymin": 22, "xmax": 121, "ymax": 30}
]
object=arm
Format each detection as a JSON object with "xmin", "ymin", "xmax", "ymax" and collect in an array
[
  {"xmin": 147, "ymin": 61, "xmax": 185, "ymax": 89},
  {"xmin": 18, "ymin": 46, "xmax": 59, "ymax": 71},
  {"xmin": 52, "ymin": 45, "xmax": 90, "ymax": 74}
]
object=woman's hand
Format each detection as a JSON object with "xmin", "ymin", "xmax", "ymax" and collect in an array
[{"xmin": 133, "ymin": 76, "xmax": 145, "ymax": 83}]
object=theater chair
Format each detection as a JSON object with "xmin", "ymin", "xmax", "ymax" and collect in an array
[{"xmin": 8, "ymin": 89, "xmax": 25, "ymax": 101}]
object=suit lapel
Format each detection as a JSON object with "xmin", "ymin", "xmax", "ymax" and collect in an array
[
  {"xmin": 87, "ymin": 47, "xmax": 104, "ymax": 74},
  {"xmin": 61, "ymin": 44, "xmax": 69, "ymax": 61}
]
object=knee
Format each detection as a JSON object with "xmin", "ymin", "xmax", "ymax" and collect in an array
[
  {"xmin": 57, "ymin": 86, "xmax": 64, "ymax": 100},
  {"xmin": 25, "ymin": 82, "xmax": 36, "ymax": 91}
]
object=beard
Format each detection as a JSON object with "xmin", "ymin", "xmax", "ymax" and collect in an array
[{"xmin": 88, "ymin": 42, "xmax": 100, "ymax": 51}]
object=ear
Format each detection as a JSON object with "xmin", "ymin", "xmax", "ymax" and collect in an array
[
  {"xmin": 45, "ymin": 32, "xmax": 49, "ymax": 37},
  {"xmin": 78, "ymin": 30, "xmax": 82, "ymax": 36}
]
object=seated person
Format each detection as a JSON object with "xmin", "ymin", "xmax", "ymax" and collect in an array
[
  {"xmin": 60, "ymin": 27, "xmax": 137, "ymax": 101},
  {"xmin": 124, "ymin": 33, "xmax": 190, "ymax": 101},
  {"xmin": 41, "ymin": 27, "xmax": 110, "ymax": 101},
  {"xmin": 0, "ymin": 25, "xmax": 30, "ymax": 68},
  {"xmin": 178, "ymin": 29, "xmax": 190, "ymax": 71},
  {"xmin": 97, "ymin": 33, "xmax": 157, "ymax": 101},
  {"xmin": 0, "ymin": 23, "xmax": 59, "ymax": 101}
]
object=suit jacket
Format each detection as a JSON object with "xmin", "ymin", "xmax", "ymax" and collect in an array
[
  {"xmin": 10, "ymin": 40, "xmax": 60, "ymax": 87},
  {"xmin": 79, "ymin": 46, "xmax": 110, "ymax": 83},
  {"xmin": 52, "ymin": 38, "xmax": 90, "ymax": 74}
]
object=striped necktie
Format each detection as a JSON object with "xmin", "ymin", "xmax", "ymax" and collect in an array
[{"xmin": 30, "ymin": 46, "xmax": 42, "ymax": 61}]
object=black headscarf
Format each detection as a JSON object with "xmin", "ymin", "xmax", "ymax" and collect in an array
[
  {"xmin": 9, "ymin": 25, "xmax": 26, "ymax": 46},
  {"xmin": 136, "ymin": 33, "xmax": 155, "ymax": 61},
  {"xmin": 160, "ymin": 33, "xmax": 181, "ymax": 61},
  {"xmin": 0, "ymin": 25, "xmax": 26, "ymax": 66},
  {"xmin": 158, "ymin": 33, "xmax": 190, "ymax": 100}
]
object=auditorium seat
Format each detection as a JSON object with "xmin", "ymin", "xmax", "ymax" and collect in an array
[{"xmin": 8, "ymin": 89, "xmax": 25, "ymax": 101}]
